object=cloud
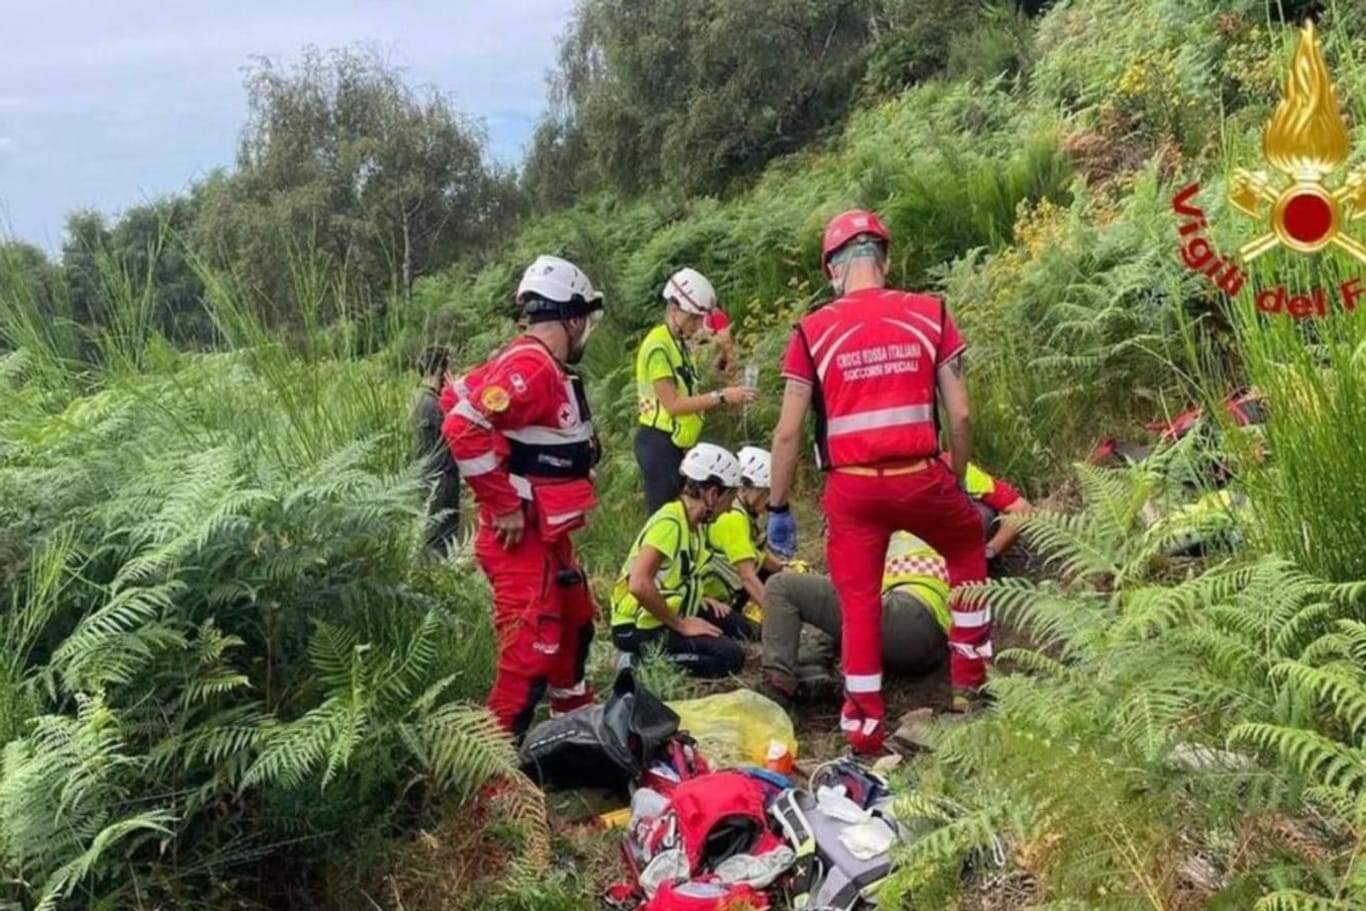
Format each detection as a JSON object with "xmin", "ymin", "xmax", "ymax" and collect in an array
[
  {"xmin": 0, "ymin": 0, "xmax": 578, "ymax": 249},
  {"xmin": 0, "ymin": 136, "xmax": 13, "ymax": 151}
]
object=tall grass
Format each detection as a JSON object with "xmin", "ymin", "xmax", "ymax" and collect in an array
[
  {"xmin": 0, "ymin": 237, "xmax": 538, "ymax": 908},
  {"xmin": 1178, "ymin": 9, "xmax": 1366, "ymax": 582}
]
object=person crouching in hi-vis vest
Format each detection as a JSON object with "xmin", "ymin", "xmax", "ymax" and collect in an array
[
  {"xmin": 702, "ymin": 446, "xmax": 786, "ymax": 625},
  {"xmin": 767, "ymin": 209, "xmax": 989, "ymax": 756},
  {"xmin": 611, "ymin": 444, "xmax": 752, "ymax": 678},
  {"xmin": 634, "ymin": 269, "xmax": 757, "ymax": 514},
  {"xmin": 442, "ymin": 255, "xmax": 605, "ymax": 740},
  {"xmin": 949, "ymin": 455, "xmax": 1033, "ymax": 566},
  {"xmin": 757, "ymin": 532, "xmax": 951, "ymax": 709}
]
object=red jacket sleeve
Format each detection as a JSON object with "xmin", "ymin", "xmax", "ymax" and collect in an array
[
  {"xmin": 980, "ymin": 476, "xmax": 1022, "ymax": 513},
  {"xmin": 443, "ymin": 353, "xmax": 556, "ymax": 516},
  {"xmin": 780, "ymin": 328, "xmax": 814, "ymax": 384}
]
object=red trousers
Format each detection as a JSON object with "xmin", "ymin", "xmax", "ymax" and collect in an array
[
  {"xmin": 474, "ymin": 515, "xmax": 596, "ymax": 738},
  {"xmin": 822, "ymin": 461, "xmax": 988, "ymax": 749}
]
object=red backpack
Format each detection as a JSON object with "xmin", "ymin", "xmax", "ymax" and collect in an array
[{"xmin": 626, "ymin": 770, "xmax": 794, "ymax": 900}]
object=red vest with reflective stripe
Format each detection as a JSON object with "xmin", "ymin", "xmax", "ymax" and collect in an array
[
  {"xmin": 456, "ymin": 336, "xmax": 600, "ymax": 536},
  {"xmin": 794, "ymin": 290, "xmax": 946, "ymax": 468}
]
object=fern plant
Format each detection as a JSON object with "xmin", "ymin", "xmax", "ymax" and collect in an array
[
  {"xmin": 888, "ymin": 459, "xmax": 1366, "ymax": 908},
  {"xmin": 0, "ymin": 341, "xmax": 529, "ymax": 908}
]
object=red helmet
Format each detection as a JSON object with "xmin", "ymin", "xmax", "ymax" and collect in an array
[{"xmin": 821, "ymin": 209, "xmax": 891, "ymax": 273}]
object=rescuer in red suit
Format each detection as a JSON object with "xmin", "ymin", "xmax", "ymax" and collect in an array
[
  {"xmin": 766, "ymin": 210, "xmax": 989, "ymax": 755},
  {"xmin": 442, "ymin": 255, "xmax": 606, "ymax": 739}
]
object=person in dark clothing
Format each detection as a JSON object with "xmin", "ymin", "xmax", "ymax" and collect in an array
[{"xmin": 414, "ymin": 345, "xmax": 461, "ymax": 555}]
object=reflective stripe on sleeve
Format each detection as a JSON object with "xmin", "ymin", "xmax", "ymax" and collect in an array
[
  {"xmin": 453, "ymin": 399, "xmax": 492, "ymax": 429},
  {"xmin": 455, "ymin": 451, "xmax": 499, "ymax": 477},
  {"xmin": 545, "ymin": 509, "xmax": 586, "ymax": 527},
  {"xmin": 509, "ymin": 474, "xmax": 533, "ymax": 499}
]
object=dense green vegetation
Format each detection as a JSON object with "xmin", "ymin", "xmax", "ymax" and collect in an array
[{"xmin": 4, "ymin": 0, "xmax": 1366, "ymax": 907}]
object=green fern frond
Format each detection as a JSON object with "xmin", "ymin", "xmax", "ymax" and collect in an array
[
  {"xmin": 995, "ymin": 647, "xmax": 1082, "ymax": 683},
  {"xmin": 241, "ymin": 698, "xmax": 350, "ymax": 791},
  {"xmin": 400, "ymin": 701, "xmax": 517, "ymax": 797},
  {"xmin": 309, "ymin": 619, "xmax": 361, "ymax": 690},
  {"xmin": 1255, "ymin": 890, "xmax": 1359, "ymax": 911},
  {"xmin": 33, "ymin": 811, "xmax": 176, "ymax": 911},
  {"xmin": 1268, "ymin": 662, "xmax": 1366, "ymax": 743},
  {"xmin": 1228, "ymin": 723, "xmax": 1365, "ymax": 793}
]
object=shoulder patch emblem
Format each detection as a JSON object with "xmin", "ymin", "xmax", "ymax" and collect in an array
[{"xmin": 481, "ymin": 385, "xmax": 510, "ymax": 413}]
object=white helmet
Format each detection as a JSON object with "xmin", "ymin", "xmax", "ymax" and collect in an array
[
  {"xmin": 517, "ymin": 255, "xmax": 604, "ymax": 310},
  {"xmin": 736, "ymin": 446, "xmax": 771, "ymax": 488},
  {"xmin": 680, "ymin": 443, "xmax": 742, "ymax": 488},
  {"xmin": 663, "ymin": 267, "xmax": 717, "ymax": 315}
]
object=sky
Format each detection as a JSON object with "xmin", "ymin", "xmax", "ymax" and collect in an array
[{"xmin": 0, "ymin": 0, "xmax": 576, "ymax": 253}]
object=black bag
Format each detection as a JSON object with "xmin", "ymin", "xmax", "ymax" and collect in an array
[{"xmin": 518, "ymin": 667, "xmax": 680, "ymax": 791}]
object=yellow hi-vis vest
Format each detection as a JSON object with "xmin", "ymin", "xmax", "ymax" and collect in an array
[
  {"xmin": 636, "ymin": 324, "xmax": 704, "ymax": 448},
  {"xmin": 882, "ymin": 531, "xmax": 951, "ymax": 632},
  {"xmin": 610, "ymin": 500, "xmax": 707, "ymax": 631},
  {"xmin": 702, "ymin": 499, "xmax": 767, "ymax": 602}
]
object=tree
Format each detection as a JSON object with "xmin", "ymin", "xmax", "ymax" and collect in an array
[
  {"xmin": 532, "ymin": 0, "xmax": 881, "ymax": 200},
  {"xmin": 0, "ymin": 242, "xmax": 64, "ymax": 356},
  {"xmin": 194, "ymin": 46, "xmax": 521, "ymax": 330},
  {"xmin": 60, "ymin": 210, "xmax": 112, "ymax": 331},
  {"xmin": 109, "ymin": 197, "xmax": 210, "ymax": 346}
]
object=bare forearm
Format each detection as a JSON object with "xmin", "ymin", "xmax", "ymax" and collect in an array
[
  {"xmin": 948, "ymin": 417, "xmax": 972, "ymax": 485},
  {"xmin": 656, "ymin": 381, "xmax": 720, "ymax": 417},
  {"xmin": 987, "ymin": 523, "xmax": 1017, "ymax": 556},
  {"xmin": 664, "ymin": 393, "xmax": 717, "ymax": 416},
  {"xmin": 770, "ymin": 431, "xmax": 799, "ymax": 507},
  {"xmin": 739, "ymin": 563, "xmax": 766, "ymax": 608},
  {"xmin": 988, "ymin": 505, "xmax": 1029, "ymax": 555}
]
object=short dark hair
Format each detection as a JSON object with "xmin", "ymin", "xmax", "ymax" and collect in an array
[
  {"xmin": 418, "ymin": 345, "xmax": 450, "ymax": 376},
  {"xmin": 682, "ymin": 478, "xmax": 729, "ymax": 498}
]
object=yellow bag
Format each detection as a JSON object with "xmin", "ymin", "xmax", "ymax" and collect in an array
[{"xmin": 667, "ymin": 689, "xmax": 797, "ymax": 767}]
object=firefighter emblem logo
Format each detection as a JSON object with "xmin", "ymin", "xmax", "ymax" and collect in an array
[
  {"xmin": 1229, "ymin": 21, "xmax": 1366, "ymax": 264},
  {"xmin": 557, "ymin": 401, "xmax": 577, "ymax": 428}
]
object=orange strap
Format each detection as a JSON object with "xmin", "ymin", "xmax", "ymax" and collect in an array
[{"xmin": 834, "ymin": 457, "xmax": 932, "ymax": 477}]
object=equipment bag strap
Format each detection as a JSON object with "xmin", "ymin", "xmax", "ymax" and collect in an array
[{"xmin": 769, "ymin": 790, "xmax": 820, "ymax": 908}]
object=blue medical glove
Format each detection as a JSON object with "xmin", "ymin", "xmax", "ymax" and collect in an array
[{"xmin": 767, "ymin": 504, "xmax": 797, "ymax": 559}]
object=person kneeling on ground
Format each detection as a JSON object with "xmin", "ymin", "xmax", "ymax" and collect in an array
[
  {"xmin": 611, "ymin": 443, "xmax": 754, "ymax": 677},
  {"xmin": 952, "ymin": 456, "xmax": 1032, "ymax": 566},
  {"xmin": 702, "ymin": 446, "xmax": 786, "ymax": 622},
  {"xmin": 757, "ymin": 531, "xmax": 953, "ymax": 710}
]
